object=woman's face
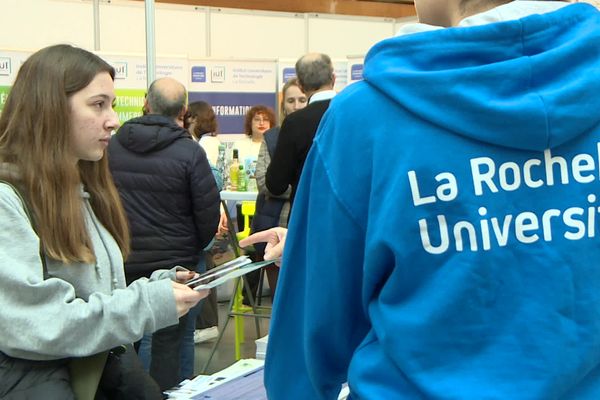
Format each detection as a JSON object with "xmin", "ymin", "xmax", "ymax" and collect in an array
[
  {"xmin": 69, "ymin": 72, "xmax": 119, "ymax": 162},
  {"xmin": 283, "ymin": 85, "xmax": 307, "ymax": 117},
  {"xmin": 251, "ymin": 112, "xmax": 272, "ymax": 138}
]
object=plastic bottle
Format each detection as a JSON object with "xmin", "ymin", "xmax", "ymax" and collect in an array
[
  {"xmin": 216, "ymin": 144, "xmax": 226, "ymax": 189},
  {"xmin": 229, "ymin": 149, "xmax": 239, "ymax": 191},
  {"xmin": 237, "ymin": 164, "xmax": 247, "ymax": 192}
]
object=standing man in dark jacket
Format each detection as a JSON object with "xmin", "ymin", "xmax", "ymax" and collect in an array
[
  {"xmin": 266, "ymin": 53, "xmax": 336, "ymax": 217},
  {"xmin": 108, "ymin": 77, "xmax": 220, "ymax": 390}
]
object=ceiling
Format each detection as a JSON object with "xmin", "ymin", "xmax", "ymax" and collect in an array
[
  {"xmin": 147, "ymin": 0, "xmax": 417, "ymax": 18},
  {"xmin": 359, "ymin": 0, "xmax": 414, "ymax": 3}
]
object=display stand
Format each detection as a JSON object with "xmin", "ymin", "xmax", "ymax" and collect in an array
[{"xmin": 201, "ymin": 191, "xmax": 271, "ymax": 373}]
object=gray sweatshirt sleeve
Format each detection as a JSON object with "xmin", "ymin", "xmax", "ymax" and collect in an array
[
  {"xmin": 256, "ymin": 140, "xmax": 291, "ymax": 199},
  {"xmin": 0, "ymin": 185, "xmax": 179, "ymax": 361}
]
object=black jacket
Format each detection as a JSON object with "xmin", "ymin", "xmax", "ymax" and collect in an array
[
  {"xmin": 108, "ymin": 115, "xmax": 220, "ymax": 283},
  {"xmin": 266, "ymin": 99, "xmax": 331, "ymax": 209}
]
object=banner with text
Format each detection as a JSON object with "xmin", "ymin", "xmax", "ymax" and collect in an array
[
  {"xmin": 188, "ymin": 59, "xmax": 277, "ymax": 134},
  {"xmin": 0, "ymin": 50, "xmax": 32, "ymax": 112},
  {"xmin": 0, "ymin": 49, "xmax": 188, "ymax": 122},
  {"xmin": 347, "ymin": 55, "xmax": 365, "ymax": 86},
  {"xmin": 97, "ymin": 53, "xmax": 188, "ymax": 123}
]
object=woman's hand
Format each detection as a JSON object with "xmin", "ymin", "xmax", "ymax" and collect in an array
[
  {"xmin": 217, "ymin": 211, "xmax": 229, "ymax": 235},
  {"xmin": 175, "ymin": 270, "xmax": 197, "ymax": 283},
  {"xmin": 171, "ymin": 281, "xmax": 209, "ymax": 318},
  {"xmin": 238, "ymin": 227, "xmax": 287, "ymax": 266}
]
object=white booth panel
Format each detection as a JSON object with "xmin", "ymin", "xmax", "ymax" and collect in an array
[
  {"xmin": 308, "ymin": 15, "xmax": 395, "ymax": 57},
  {"xmin": 100, "ymin": 2, "xmax": 146, "ymax": 54},
  {"xmin": 100, "ymin": 1, "xmax": 206, "ymax": 57},
  {"xmin": 155, "ymin": 5, "xmax": 207, "ymax": 59},
  {"xmin": 210, "ymin": 9, "xmax": 305, "ymax": 59},
  {"xmin": 0, "ymin": 0, "xmax": 94, "ymax": 50}
]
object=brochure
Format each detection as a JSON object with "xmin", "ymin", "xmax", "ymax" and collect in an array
[{"xmin": 185, "ymin": 256, "xmax": 279, "ymax": 290}]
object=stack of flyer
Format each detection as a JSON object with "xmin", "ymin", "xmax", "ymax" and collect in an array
[{"xmin": 255, "ymin": 335, "xmax": 268, "ymax": 360}]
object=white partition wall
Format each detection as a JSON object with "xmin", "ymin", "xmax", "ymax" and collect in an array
[
  {"xmin": 307, "ymin": 14, "xmax": 396, "ymax": 57},
  {"xmin": 0, "ymin": 0, "xmax": 411, "ymax": 59},
  {"xmin": 0, "ymin": 0, "xmax": 94, "ymax": 51},
  {"xmin": 209, "ymin": 9, "xmax": 305, "ymax": 59},
  {"xmin": 99, "ymin": 2, "xmax": 207, "ymax": 58}
]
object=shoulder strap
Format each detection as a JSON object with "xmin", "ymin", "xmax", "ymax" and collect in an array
[{"xmin": 0, "ymin": 180, "xmax": 49, "ymax": 279}]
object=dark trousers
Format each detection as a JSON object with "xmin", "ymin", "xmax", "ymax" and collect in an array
[
  {"xmin": 149, "ymin": 314, "xmax": 188, "ymax": 391},
  {"xmin": 196, "ymin": 252, "xmax": 218, "ymax": 329}
]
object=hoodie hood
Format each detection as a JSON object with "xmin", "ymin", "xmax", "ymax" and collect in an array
[
  {"xmin": 115, "ymin": 114, "xmax": 191, "ymax": 154},
  {"xmin": 364, "ymin": 3, "xmax": 600, "ymax": 151}
]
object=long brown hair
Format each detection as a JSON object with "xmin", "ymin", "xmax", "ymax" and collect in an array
[{"xmin": 0, "ymin": 44, "xmax": 130, "ymax": 264}]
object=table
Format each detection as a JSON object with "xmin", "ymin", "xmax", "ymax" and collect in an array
[{"xmin": 220, "ymin": 190, "xmax": 258, "ymax": 202}]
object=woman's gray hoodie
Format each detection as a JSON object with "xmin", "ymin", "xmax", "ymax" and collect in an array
[{"xmin": 0, "ymin": 182, "xmax": 179, "ymax": 361}]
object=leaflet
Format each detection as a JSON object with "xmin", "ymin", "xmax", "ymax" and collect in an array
[{"xmin": 185, "ymin": 256, "xmax": 280, "ymax": 290}]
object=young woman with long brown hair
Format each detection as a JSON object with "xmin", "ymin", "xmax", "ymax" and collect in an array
[{"xmin": 0, "ymin": 44, "xmax": 207, "ymax": 398}]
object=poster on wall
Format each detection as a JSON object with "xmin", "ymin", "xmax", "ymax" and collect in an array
[
  {"xmin": 0, "ymin": 49, "xmax": 188, "ymax": 123},
  {"xmin": 188, "ymin": 59, "xmax": 277, "ymax": 135},
  {"xmin": 97, "ymin": 53, "xmax": 188, "ymax": 124},
  {"xmin": 347, "ymin": 55, "xmax": 365, "ymax": 86},
  {"xmin": 0, "ymin": 50, "xmax": 32, "ymax": 112},
  {"xmin": 333, "ymin": 59, "xmax": 348, "ymax": 92}
]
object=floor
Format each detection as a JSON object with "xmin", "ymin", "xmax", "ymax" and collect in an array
[{"xmin": 193, "ymin": 297, "xmax": 272, "ymax": 376}]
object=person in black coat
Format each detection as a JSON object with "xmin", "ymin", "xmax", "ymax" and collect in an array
[
  {"xmin": 266, "ymin": 53, "xmax": 337, "ymax": 218},
  {"xmin": 108, "ymin": 77, "xmax": 220, "ymax": 391}
]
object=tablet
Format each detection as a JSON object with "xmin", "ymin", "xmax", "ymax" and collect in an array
[{"xmin": 185, "ymin": 256, "xmax": 281, "ymax": 290}]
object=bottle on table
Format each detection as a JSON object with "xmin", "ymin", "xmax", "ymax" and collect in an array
[
  {"xmin": 237, "ymin": 164, "xmax": 247, "ymax": 192},
  {"xmin": 229, "ymin": 149, "xmax": 240, "ymax": 191},
  {"xmin": 217, "ymin": 144, "xmax": 226, "ymax": 188}
]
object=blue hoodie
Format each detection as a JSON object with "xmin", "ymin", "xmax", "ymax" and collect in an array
[{"xmin": 265, "ymin": 3, "xmax": 600, "ymax": 399}]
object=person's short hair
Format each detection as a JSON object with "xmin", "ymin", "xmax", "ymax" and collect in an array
[
  {"xmin": 295, "ymin": 53, "xmax": 334, "ymax": 93},
  {"xmin": 187, "ymin": 101, "xmax": 218, "ymax": 139},
  {"xmin": 146, "ymin": 79, "xmax": 187, "ymax": 119},
  {"xmin": 244, "ymin": 105, "xmax": 275, "ymax": 137}
]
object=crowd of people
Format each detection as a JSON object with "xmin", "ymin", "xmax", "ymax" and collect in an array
[{"xmin": 1, "ymin": 1, "xmax": 600, "ymax": 399}]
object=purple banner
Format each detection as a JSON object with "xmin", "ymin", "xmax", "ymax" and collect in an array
[
  {"xmin": 351, "ymin": 64, "xmax": 364, "ymax": 81},
  {"xmin": 188, "ymin": 92, "xmax": 277, "ymax": 134},
  {"xmin": 282, "ymin": 67, "xmax": 296, "ymax": 83}
]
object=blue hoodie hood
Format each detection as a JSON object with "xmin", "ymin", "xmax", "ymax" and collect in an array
[
  {"xmin": 365, "ymin": 2, "xmax": 600, "ymax": 151},
  {"xmin": 264, "ymin": 4, "xmax": 600, "ymax": 400}
]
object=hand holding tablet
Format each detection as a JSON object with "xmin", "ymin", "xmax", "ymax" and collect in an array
[{"xmin": 185, "ymin": 256, "xmax": 280, "ymax": 291}]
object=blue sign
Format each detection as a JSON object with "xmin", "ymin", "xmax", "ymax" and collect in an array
[
  {"xmin": 191, "ymin": 66, "xmax": 207, "ymax": 83},
  {"xmin": 188, "ymin": 92, "xmax": 277, "ymax": 134},
  {"xmin": 351, "ymin": 64, "xmax": 364, "ymax": 81},
  {"xmin": 282, "ymin": 67, "xmax": 296, "ymax": 83}
]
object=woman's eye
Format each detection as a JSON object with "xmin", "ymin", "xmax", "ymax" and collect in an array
[{"xmin": 94, "ymin": 101, "xmax": 104, "ymax": 108}]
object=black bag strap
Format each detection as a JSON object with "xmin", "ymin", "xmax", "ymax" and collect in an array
[{"xmin": 0, "ymin": 180, "xmax": 48, "ymax": 279}]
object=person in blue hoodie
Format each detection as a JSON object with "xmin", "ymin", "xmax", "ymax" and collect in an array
[{"xmin": 251, "ymin": 1, "xmax": 600, "ymax": 399}]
